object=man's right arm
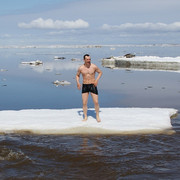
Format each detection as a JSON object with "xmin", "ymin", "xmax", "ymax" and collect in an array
[{"xmin": 76, "ymin": 67, "xmax": 81, "ymax": 90}]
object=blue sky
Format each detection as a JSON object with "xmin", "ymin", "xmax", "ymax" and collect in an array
[
  {"xmin": 0, "ymin": 0, "xmax": 68, "ymax": 15},
  {"xmin": 0, "ymin": 0, "xmax": 180, "ymax": 45}
]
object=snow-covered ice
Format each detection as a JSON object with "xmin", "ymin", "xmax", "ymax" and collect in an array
[
  {"xmin": 102, "ymin": 56, "xmax": 180, "ymax": 72},
  {"xmin": 105, "ymin": 56, "xmax": 180, "ymax": 62},
  {"xmin": 0, "ymin": 108, "xmax": 178, "ymax": 135}
]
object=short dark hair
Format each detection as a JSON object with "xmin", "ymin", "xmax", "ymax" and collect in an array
[{"xmin": 83, "ymin": 54, "xmax": 90, "ymax": 60}]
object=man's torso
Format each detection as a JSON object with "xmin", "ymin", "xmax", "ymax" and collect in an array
[{"xmin": 80, "ymin": 63, "xmax": 96, "ymax": 84}]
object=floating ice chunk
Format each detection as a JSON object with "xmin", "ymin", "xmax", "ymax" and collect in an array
[
  {"xmin": 0, "ymin": 108, "xmax": 178, "ymax": 135},
  {"xmin": 110, "ymin": 47, "xmax": 116, "ymax": 50},
  {"xmin": 102, "ymin": 56, "xmax": 180, "ymax": 72},
  {"xmin": 71, "ymin": 58, "xmax": 81, "ymax": 61},
  {"xmin": 54, "ymin": 56, "xmax": 65, "ymax": 60},
  {"xmin": 55, "ymin": 73, "xmax": 62, "ymax": 75},
  {"xmin": 21, "ymin": 60, "xmax": 43, "ymax": 66},
  {"xmin": 53, "ymin": 80, "xmax": 71, "ymax": 86},
  {"xmin": 0, "ymin": 69, "xmax": 8, "ymax": 72},
  {"xmin": 124, "ymin": 53, "xmax": 136, "ymax": 58}
]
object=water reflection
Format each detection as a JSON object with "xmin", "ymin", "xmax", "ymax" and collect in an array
[
  {"xmin": 1, "ymin": 47, "xmax": 180, "ymax": 111},
  {"xmin": 79, "ymin": 136, "xmax": 103, "ymax": 156},
  {"xmin": 19, "ymin": 61, "xmax": 81, "ymax": 73}
]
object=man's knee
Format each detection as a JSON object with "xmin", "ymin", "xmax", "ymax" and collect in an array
[
  {"xmin": 82, "ymin": 99, "xmax": 88, "ymax": 106},
  {"xmin": 83, "ymin": 101, "xmax": 88, "ymax": 106},
  {"xmin": 94, "ymin": 100, "xmax": 99, "ymax": 106}
]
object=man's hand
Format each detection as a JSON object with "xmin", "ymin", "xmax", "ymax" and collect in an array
[
  {"xmin": 94, "ymin": 80, "xmax": 98, "ymax": 87},
  {"xmin": 77, "ymin": 83, "xmax": 81, "ymax": 90}
]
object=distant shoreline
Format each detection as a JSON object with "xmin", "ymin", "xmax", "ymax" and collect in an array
[{"xmin": 0, "ymin": 43, "xmax": 180, "ymax": 49}]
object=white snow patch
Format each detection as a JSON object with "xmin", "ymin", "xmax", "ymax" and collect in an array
[
  {"xmin": 111, "ymin": 56, "xmax": 180, "ymax": 62},
  {"xmin": 0, "ymin": 108, "xmax": 178, "ymax": 135}
]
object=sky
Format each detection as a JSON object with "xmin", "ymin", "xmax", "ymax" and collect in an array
[{"xmin": 0, "ymin": 0, "xmax": 180, "ymax": 45}]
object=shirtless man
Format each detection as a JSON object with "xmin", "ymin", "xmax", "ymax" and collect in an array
[{"xmin": 76, "ymin": 54, "xmax": 102, "ymax": 122}]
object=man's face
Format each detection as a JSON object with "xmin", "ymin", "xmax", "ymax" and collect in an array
[{"xmin": 84, "ymin": 56, "xmax": 91, "ymax": 64}]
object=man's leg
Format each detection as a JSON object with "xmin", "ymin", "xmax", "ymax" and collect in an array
[
  {"xmin": 91, "ymin": 93, "xmax": 101, "ymax": 122},
  {"xmin": 82, "ymin": 93, "xmax": 89, "ymax": 121}
]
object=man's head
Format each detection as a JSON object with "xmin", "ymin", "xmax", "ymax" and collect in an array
[
  {"xmin": 83, "ymin": 54, "xmax": 90, "ymax": 60},
  {"xmin": 83, "ymin": 54, "xmax": 91, "ymax": 65}
]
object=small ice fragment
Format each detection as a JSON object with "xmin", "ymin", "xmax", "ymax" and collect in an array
[
  {"xmin": 53, "ymin": 80, "xmax": 71, "ymax": 86},
  {"xmin": 54, "ymin": 56, "xmax": 65, "ymax": 60},
  {"xmin": 71, "ymin": 58, "xmax": 80, "ymax": 61},
  {"xmin": 0, "ymin": 69, "xmax": 8, "ymax": 72},
  {"xmin": 21, "ymin": 60, "xmax": 43, "ymax": 66}
]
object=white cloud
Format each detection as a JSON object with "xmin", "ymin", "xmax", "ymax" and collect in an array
[
  {"xmin": 18, "ymin": 18, "xmax": 89, "ymax": 29},
  {"xmin": 102, "ymin": 22, "xmax": 180, "ymax": 32}
]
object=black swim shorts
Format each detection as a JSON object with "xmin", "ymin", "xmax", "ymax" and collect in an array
[{"xmin": 82, "ymin": 84, "xmax": 98, "ymax": 95}]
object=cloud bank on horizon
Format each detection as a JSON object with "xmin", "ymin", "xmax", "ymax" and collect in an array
[
  {"xmin": 1, "ymin": 0, "xmax": 180, "ymax": 45},
  {"xmin": 18, "ymin": 18, "xmax": 89, "ymax": 29},
  {"xmin": 102, "ymin": 22, "xmax": 180, "ymax": 32},
  {"xmin": 18, "ymin": 18, "xmax": 180, "ymax": 32}
]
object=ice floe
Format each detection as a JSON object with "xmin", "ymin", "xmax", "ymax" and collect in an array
[
  {"xmin": 54, "ymin": 56, "xmax": 66, "ymax": 60},
  {"xmin": 21, "ymin": 60, "xmax": 43, "ymax": 66},
  {"xmin": 53, "ymin": 80, "xmax": 71, "ymax": 86},
  {"xmin": 0, "ymin": 108, "xmax": 178, "ymax": 135},
  {"xmin": 0, "ymin": 69, "xmax": 8, "ymax": 72},
  {"xmin": 71, "ymin": 58, "xmax": 81, "ymax": 61},
  {"xmin": 102, "ymin": 56, "xmax": 180, "ymax": 72}
]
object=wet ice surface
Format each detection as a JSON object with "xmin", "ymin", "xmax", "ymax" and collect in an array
[{"xmin": 0, "ymin": 108, "xmax": 177, "ymax": 134}]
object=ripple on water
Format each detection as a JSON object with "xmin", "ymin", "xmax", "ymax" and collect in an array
[{"xmin": 0, "ymin": 131, "xmax": 179, "ymax": 179}]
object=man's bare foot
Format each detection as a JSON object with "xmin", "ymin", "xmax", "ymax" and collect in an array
[
  {"xmin": 82, "ymin": 116, "xmax": 88, "ymax": 122},
  {"xmin": 96, "ymin": 116, "xmax": 101, "ymax": 123}
]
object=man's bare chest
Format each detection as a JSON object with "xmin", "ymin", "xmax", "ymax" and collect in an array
[{"xmin": 81, "ymin": 67, "xmax": 95, "ymax": 75}]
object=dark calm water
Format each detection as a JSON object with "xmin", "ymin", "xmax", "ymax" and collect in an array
[{"xmin": 0, "ymin": 45, "xmax": 180, "ymax": 179}]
